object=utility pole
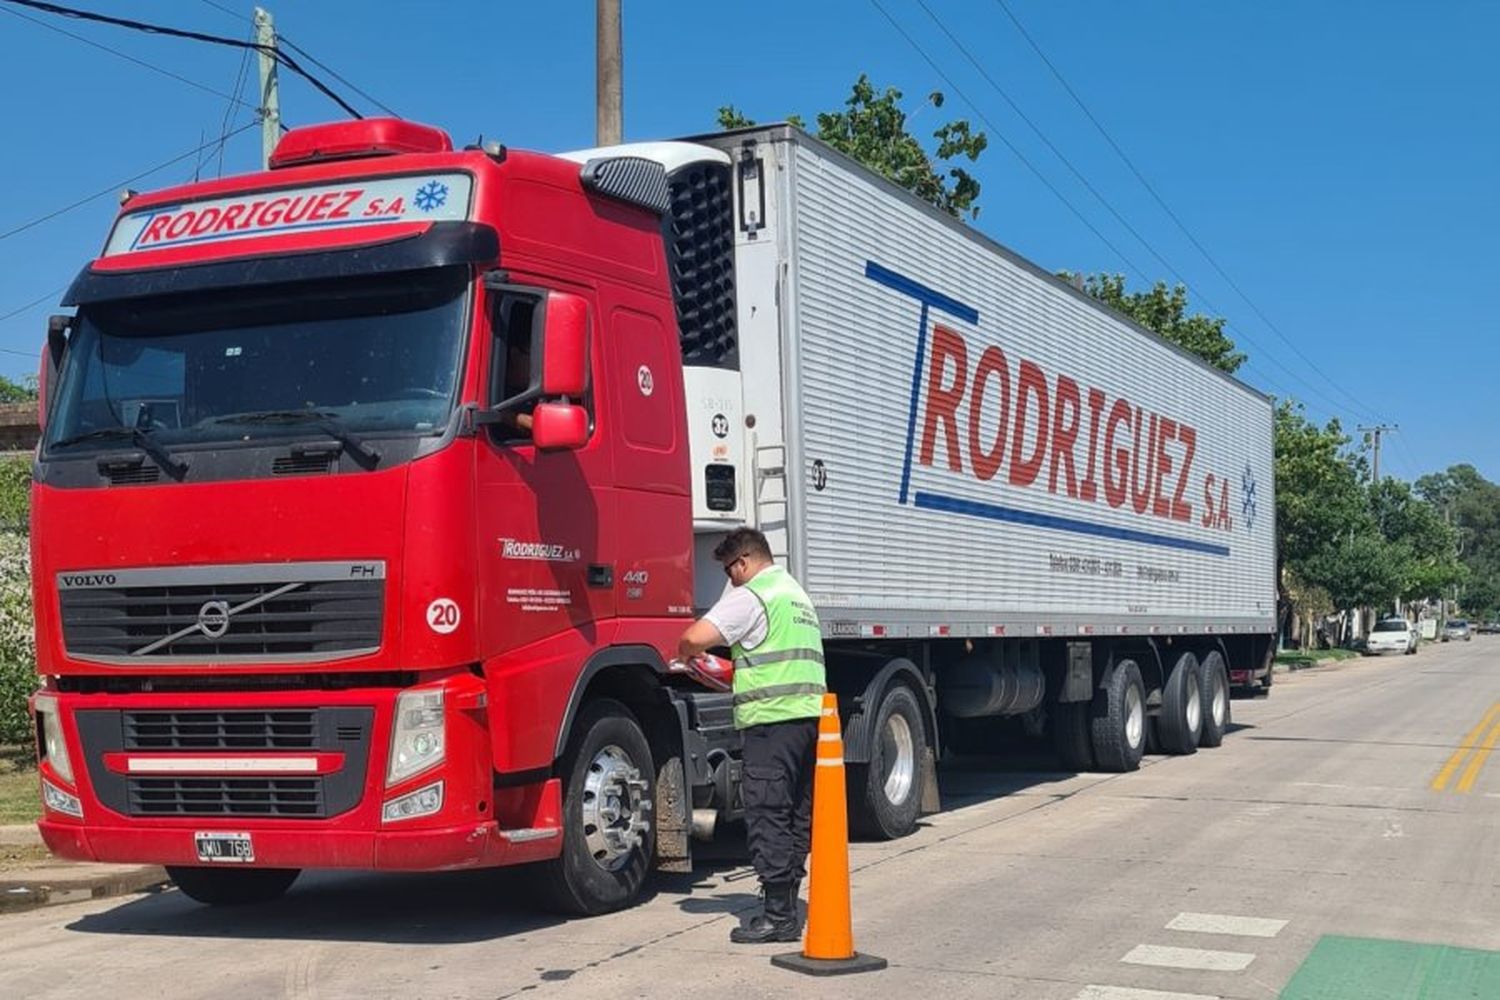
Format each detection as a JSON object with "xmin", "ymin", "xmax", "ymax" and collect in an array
[
  {"xmin": 1358, "ymin": 423, "xmax": 1398, "ymax": 482},
  {"xmin": 254, "ymin": 7, "xmax": 282, "ymax": 168},
  {"xmin": 596, "ymin": 0, "xmax": 623, "ymax": 145}
]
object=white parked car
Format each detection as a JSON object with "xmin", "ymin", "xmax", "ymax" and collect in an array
[{"xmin": 1367, "ymin": 618, "xmax": 1418, "ymax": 656}]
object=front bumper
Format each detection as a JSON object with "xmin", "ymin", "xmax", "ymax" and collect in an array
[{"xmin": 38, "ymin": 815, "xmax": 560, "ymax": 871}]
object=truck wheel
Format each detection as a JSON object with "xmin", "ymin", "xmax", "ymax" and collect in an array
[
  {"xmin": 1197, "ymin": 651, "xmax": 1230, "ymax": 748},
  {"xmin": 166, "ymin": 866, "xmax": 299, "ymax": 905},
  {"xmin": 1051, "ymin": 701, "xmax": 1094, "ymax": 771},
  {"xmin": 1090, "ymin": 660, "xmax": 1146, "ymax": 772},
  {"xmin": 850, "ymin": 684, "xmax": 924, "ymax": 839},
  {"xmin": 1158, "ymin": 651, "xmax": 1203, "ymax": 754},
  {"xmin": 534, "ymin": 698, "xmax": 654, "ymax": 916}
]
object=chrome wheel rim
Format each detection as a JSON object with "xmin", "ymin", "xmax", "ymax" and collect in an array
[
  {"xmin": 1186, "ymin": 671, "xmax": 1202, "ymax": 732},
  {"xmin": 580, "ymin": 745, "xmax": 650, "ymax": 872},
  {"xmin": 1212, "ymin": 673, "xmax": 1227, "ymax": 727},
  {"xmin": 881, "ymin": 711, "xmax": 916, "ymax": 806},
  {"xmin": 1125, "ymin": 683, "xmax": 1144, "ymax": 749}
]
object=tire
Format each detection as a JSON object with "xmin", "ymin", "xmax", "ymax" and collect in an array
[
  {"xmin": 1089, "ymin": 660, "xmax": 1146, "ymax": 772},
  {"xmin": 1197, "ymin": 651, "xmax": 1230, "ymax": 748},
  {"xmin": 1051, "ymin": 700, "xmax": 1094, "ymax": 771},
  {"xmin": 1157, "ymin": 651, "xmax": 1203, "ymax": 755},
  {"xmin": 167, "ymin": 866, "xmax": 299, "ymax": 905},
  {"xmin": 533, "ymin": 698, "xmax": 654, "ymax": 916},
  {"xmin": 850, "ymin": 685, "xmax": 925, "ymax": 839}
]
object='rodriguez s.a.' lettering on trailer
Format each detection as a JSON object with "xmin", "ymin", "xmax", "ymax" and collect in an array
[{"xmin": 498, "ymin": 538, "xmax": 582, "ymax": 563}]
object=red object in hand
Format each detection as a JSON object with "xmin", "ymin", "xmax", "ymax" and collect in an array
[{"xmin": 674, "ymin": 654, "xmax": 733, "ymax": 692}]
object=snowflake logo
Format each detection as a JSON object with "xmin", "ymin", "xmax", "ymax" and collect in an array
[
  {"xmin": 414, "ymin": 180, "xmax": 449, "ymax": 212},
  {"xmin": 1241, "ymin": 464, "xmax": 1258, "ymax": 529}
]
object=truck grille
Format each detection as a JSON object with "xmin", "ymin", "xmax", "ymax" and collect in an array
[
  {"xmin": 124, "ymin": 710, "xmax": 318, "ymax": 750},
  {"xmin": 57, "ymin": 562, "xmax": 384, "ymax": 663},
  {"xmin": 76, "ymin": 706, "xmax": 373, "ymax": 821},
  {"xmin": 127, "ymin": 776, "xmax": 324, "ymax": 817}
]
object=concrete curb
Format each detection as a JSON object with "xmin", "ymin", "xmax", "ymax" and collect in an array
[{"xmin": 0, "ymin": 863, "xmax": 169, "ymax": 914}]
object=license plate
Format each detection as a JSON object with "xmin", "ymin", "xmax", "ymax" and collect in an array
[{"xmin": 195, "ymin": 831, "xmax": 254, "ymax": 864}]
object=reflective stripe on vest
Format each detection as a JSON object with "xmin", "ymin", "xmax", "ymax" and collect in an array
[
  {"xmin": 733, "ymin": 647, "xmax": 827, "ymax": 670},
  {"xmin": 730, "ymin": 566, "xmax": 826, "ymax": 728}
]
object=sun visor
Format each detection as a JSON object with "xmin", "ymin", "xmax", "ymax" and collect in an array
[{"xmin": 63, "ymin": 220, "xmax": 499, "ymax": 305}]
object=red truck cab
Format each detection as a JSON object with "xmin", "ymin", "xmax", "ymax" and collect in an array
[{"xmin": 31, "ymin": 118, "xmax": 731, "ymax": 912}]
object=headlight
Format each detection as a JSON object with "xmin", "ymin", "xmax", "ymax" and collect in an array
[
  {"xmin": 382, "ymin": 781, "xmax": 444, "ymax": 823},
  {"xmin": 42, "ymin": 778, "xmax": 82, "ymax": 818},
  {"xmin": 34, "ymin": 695, "xmax": 74, "ymax": 785},
  {"xmin": 387, "ymin": 688, "xmax": 445, "ymax": 785}
]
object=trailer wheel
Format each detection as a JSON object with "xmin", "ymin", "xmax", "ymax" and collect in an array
[
  {"xmin": 1197, "ymin": 651, "xmax": 1230, "ymax": 748},
  {"xmin": 533, "ymin": 698, "xmax": 654, "ymax": 916},
  {"xmin": 166, "ymin": 866, "xmax": 299, "ymax": 905},
  {"xmin": 1090, "ymin": 660, "xmax": 1146, "ymax": 772},
  {"xmin": 1051, "ymin": 701, "xmax": 1094, "ymax": 771},
  {"xmin": 850, "ymin": 684, "xmax": 924, "ymax": 839},
  {"xmin": 1157, "ymin": 651, "xmax": 1203, "ymax": 754}
]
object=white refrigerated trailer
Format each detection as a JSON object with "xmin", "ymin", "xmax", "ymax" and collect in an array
[{"xmin": 661, "ymin": 124, "xmax": 1276, "ymax": 837}]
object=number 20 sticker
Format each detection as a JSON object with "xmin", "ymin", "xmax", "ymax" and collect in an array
[{"xmin": 427, "ymin": 598, "xmax": 461, "ymax": 634}]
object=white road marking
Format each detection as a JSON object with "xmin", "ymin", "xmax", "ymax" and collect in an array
[
  {"xmin": 1165, "ymin": 912, "xmax": 1288, "ymax": 938},
  {"xmin": 1120, "ymin": 944, "xmax": 1256, "ymax": 971},
  {"xmin": 1075, "ymin": 987, "xmax": 1221, "ymax": 1000}
]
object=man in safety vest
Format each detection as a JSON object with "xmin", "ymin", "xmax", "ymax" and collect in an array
[{"xmin": 677, "ymin": 527, "xmax": 827, "ymax": 944}]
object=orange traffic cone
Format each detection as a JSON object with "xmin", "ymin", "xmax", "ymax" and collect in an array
[{"xmin": 771, "ymin": 693, "xmax": 887, "ymax": 976}]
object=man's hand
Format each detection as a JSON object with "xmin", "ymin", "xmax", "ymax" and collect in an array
[{"xmin": 678, "ymin": 618, "xmax": 727, "ymax": 659}]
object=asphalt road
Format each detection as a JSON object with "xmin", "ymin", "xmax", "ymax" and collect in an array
[{"xmin": 7, "ymin": 640, "xmax": 1500, "ymax": 999}]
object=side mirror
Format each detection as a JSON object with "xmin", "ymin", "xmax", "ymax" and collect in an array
[
  {"xmin": 540, "ymin": 292, "xmax": 588, "ymax": 397},
  {"xmin": 532, "ymin": 402, "xmax": 589, "ymax": 451},
  {"xmin": 38, "ymin": 314, "xmax": 70, "ymax": 435}
]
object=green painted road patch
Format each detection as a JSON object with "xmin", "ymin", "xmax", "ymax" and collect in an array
[{"xmin": 1282, "ymin": 936, "xmax": 1500, "ymax": 999}]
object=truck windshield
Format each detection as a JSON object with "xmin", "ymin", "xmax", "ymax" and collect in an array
[{"xmin": 43, "ymin": 266, "xmax": 470, "ymax": 455}]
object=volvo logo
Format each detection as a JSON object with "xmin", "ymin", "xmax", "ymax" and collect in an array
[{"xmin": 197, "ymin": 600, "xmax": 232, "ymax": 639}]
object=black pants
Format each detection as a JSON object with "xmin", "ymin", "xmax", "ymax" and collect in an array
[{"xmin": 741, "ymin": 717, "xmax": 817, "ymax": 887}]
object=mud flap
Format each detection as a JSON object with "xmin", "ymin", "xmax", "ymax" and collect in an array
[
  {"xmin": 654, "ymin": 755, "xmax": 692, "ymax": 873},
  {"xmin": 919, "ymin": 745, "xmax": 941, "ymax": 815}
]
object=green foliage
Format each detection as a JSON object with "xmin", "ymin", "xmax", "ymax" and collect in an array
[
  {"xmin": 0, "ymin": 456, "xmax": 32, "ymax": 744},
  {"xmin": 0, "ymin": 533, "xmax": 33, "ymax": 745},
  {"xmin": 1416, "ymin": 464, "xmax": 1500, "ymax": 617},
  {"xmin": 1064, "ymin": 273, "xmax": 1245, "ymax": 373},
  {"xmin": 717, "ymin": 74, "xmax": 988, "ymax": 219},
  {"xmin": 0, "ymin": 375, "xmax": 37, "ymax": 404}
]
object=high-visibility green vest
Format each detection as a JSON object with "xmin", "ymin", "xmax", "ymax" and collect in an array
[{"xmin": 731, "ymin": 566, "xmax": 826, "ymax": 729}]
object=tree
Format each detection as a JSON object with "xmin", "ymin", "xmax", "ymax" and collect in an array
[
  {"xmin": 1062, "ymin": 273, "xmax": 1246, "ymax": 373},
  {"xmin": 1368, "ymin": 478, "xmax": 1462, "ymax": 604},
  {"xmin": 1418, "ymin": 464, "xmax": 1500, "ymax": 617},
  {"xmin": 1301, "ymin": 531, "xmax": 1406, "ymax": 620},
  {"xmin": 0, "ymin": 374, "xmax": 37, "ymax": 404},
  {"xmin": 718, "ymin": 74, "xmax": 988, "ymax": 219}
]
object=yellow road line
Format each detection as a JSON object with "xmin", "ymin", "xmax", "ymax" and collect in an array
[
  {"xmin": 1431, "ymin": 701, "xmax": 1500, "ymax": 792},
  {"xmin": 1456, "ymin": 721, "xmax": 1500, "ymax": 793}
]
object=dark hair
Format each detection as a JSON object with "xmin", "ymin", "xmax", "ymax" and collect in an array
[{"xmin": 713, "ymin": 527, "xmax": 772, "ymax": 564}]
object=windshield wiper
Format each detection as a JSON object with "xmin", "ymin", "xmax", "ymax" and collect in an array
[
  {"xmin": 50, "ymin": 426, "xmax": 188, "ymax": 479},
  {"xmin": 212, "ymin": 410, "xmax": 381, "ymax": 469}
]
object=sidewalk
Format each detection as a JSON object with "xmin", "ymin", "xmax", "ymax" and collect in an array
[{"xmin": 0, "ymin": 823, "xmax": 166, "ymax": 913}]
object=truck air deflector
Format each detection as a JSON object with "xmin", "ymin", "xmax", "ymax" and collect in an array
[{"xmin": 63, "ymin": 221, "xmax": 498, "ymax": 306}]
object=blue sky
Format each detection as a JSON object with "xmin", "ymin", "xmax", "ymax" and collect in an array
[{"xmin": 0, "ymin": 1, "xmax": 1493, "ymax": 483}]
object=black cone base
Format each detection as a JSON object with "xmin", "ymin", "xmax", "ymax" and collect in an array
[{"xmin": 771, "ymin": 951, "xmax": 888, "ymax": 976}]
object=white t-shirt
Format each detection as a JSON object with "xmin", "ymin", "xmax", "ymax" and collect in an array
[{"xmin": 703, "ymin": 566, "xmax": 772, "ymax": 650}]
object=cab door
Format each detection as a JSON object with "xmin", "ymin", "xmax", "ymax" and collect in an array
[{"xmin": 473, "ymin": 279, "xmax": 616, "ymax": 657}]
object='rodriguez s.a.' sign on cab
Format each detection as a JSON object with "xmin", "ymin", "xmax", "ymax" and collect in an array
[{"xmin": 102, "ymin": 173, "xmax": 473, "ymax": 256}]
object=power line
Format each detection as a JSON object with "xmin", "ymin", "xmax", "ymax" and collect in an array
[
  {"xmin": 0, "ymin": 123, "xmax": 257, "ymax": 243},
  {"xmin": 194, "ymin": 0, "xmax": 398, "ymax": 118},
  {"xmin": 864, "ymin": 1, "xmax": 1155, "ymax": 286},
  {"xmin": 0, "ymin": 0, "xmax": 362, "ymax": 119},
  {"xmin": 213, "ymin": 26, "xmax": 256, "ymax": 177},
  {"xmin": 0, "ymin": 5, "xmax": 256, "ymax": 110},
  {"xmin": 0, "ymin": 286, "xmax": 67, "ymax": 325},
  {"xmin": 281, "ymin": 37, "xmax": 398, "ymax": 118},
  {"xmin": 990, "ymin": 0, "xmax": 1383, "ymax": 423},
  {"xmin": 866, "ymin": 0, "xmax": 1325, "ymax": 408},
  {"xmin": 901, "ymin": 0, "xmax": 1379, "ymax": 423}
]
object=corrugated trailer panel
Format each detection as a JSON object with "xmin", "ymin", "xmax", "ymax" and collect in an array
[{"xmin": 779, "ymin": 133, "xmax": 1275, "ymax": 634}]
